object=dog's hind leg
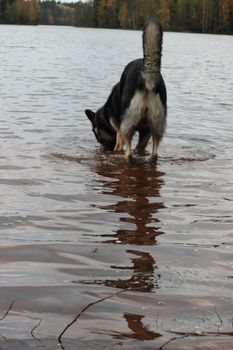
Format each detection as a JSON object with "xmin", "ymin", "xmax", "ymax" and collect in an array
[
  {"xmin": 135, "ymin": 130, "xmax": 151, "ymax": 153},
  {"xmin": 151, "ymin": 134, "xmax": 161, "ymax": 160}
]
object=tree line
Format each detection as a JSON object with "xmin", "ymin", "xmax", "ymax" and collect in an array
[
  {"xmin": 0, "ymin": 0, "xmax": 39, "ymax": 24},
  {"xmin": 0, "ymin": 0, "xmax": 232, "ymax": 34},
  {"xmin": 0, "ymin": 0, "xmax": 75, "ymax": 25},
  {"xmin": 75, "ymin": 0, "xmax": 233, "ymax": 33}
]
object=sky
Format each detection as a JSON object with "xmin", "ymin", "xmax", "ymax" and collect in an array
[
  {"xmin": 60, "ymin": 0, "xmax": 87, "ymax": 2},
  {"xmin": 59, "ymin": 0, "xmax": 87, "ymax": 2}
]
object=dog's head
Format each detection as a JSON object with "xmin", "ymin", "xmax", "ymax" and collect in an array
[{"xmin": 85, "ymin": 109, "xmax": 116, "ymax": 150}]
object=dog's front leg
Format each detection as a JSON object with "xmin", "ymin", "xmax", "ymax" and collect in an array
[
  {"xmin": 114, "ymin": 131, "xmax": 125, "ymax": 151},
  {"xmin": 122, "ymin": 132, "xmax": 132, "ymax": 161},
  {"xmin": 120, "ymin": 119, "xmax": 134, "ymax": 161}
]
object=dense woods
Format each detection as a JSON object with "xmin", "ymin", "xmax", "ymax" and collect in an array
[
  {"xmin": 0, "ymin": 0, "xmax": 232, "ymax": 34},
  {"xmin": 74, "ymin": 0, "xmax": 233, "ymax": 33},
  {"xmin": 0, "ymin": 0, "xmax": 39, "ymax": 24},
  {"xmin": 40, "ymin": 1, "xmax": 74, "ymax": 25},
  {"xmin": 0, "ymin": 0, "xmax": 75, "ymax": 24}
]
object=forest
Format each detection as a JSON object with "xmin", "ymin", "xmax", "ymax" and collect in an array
[
  {"xmin": 74, "ymin": 0, "xmax": 233, "ymax": 33},
  {"xmin": 0, "ymin": 0, "xmax": 74, "ymax": 25},
  {"xmin": 0, "ymin": 0, "xmax": 232, "ymax": 34}
]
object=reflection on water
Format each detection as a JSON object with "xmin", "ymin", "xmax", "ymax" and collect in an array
[
  {"xmin": 122, "ymin": 313, "xmax": 161, "ymax": 340},
  {"xmin": 85, "ymin": 158, "xmax": 164, "ymax": 292},
  {"xmin": 103, "ymin": 313, "xmax": 161, "ymax": 341},
  {"xmin": 93, "ymin": 160, "xmax": 165, "ymax": 245},
  {"xmin": 105, "ymin": 249, "xmax": 159, "ymax": 292}
]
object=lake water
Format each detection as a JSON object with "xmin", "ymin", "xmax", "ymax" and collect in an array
[{"xmin": 0, "ymin": 25, "xmax": 233, "ymax": 349}]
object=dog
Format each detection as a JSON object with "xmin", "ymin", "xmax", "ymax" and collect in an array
[{"xmin": 85, "ymin": 19, "xmax": 167, "ymax": 161}]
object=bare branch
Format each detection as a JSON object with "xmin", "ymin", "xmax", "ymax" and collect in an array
[
  {"xmin": 0, "ymin": 300, "xmax": 15, "ymax": 321},
  {"xmin": 214, "ymin": 307, "xmax": 223, "ymax": 325},
  {"xmin": 155, "ymin": 311, "xmax": 160, "ymax": 330},
  {"xmin": 157, "ymin": 334, "xmax": 189, "ymax": 350},
  {"xmin": 58, "ymin": 288, "xmax": 127, "ymax": 346},
  {"xmin": 31, "ymin": 319, "xmax": 42, "ymax": 340}
]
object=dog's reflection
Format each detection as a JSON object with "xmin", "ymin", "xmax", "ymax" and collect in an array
[
  {"xmin": 117, "ymin": 313, "xmax": 161, "ymax": 340},
  {"xmin": 90, "ymin": 157, "xmax": 165, "ymax": 292}
]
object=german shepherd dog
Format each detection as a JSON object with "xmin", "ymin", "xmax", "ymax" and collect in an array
[{"xmin": 85, "ymin": 19, "xmax": 167, "ymax": 161}]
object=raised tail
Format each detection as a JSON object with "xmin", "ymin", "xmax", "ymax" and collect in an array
[{"xmin": 142, "ymin": 19, "xmax": 163, "ymax": 90}]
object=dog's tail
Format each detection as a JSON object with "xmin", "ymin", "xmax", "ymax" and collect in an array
[{"xmin": 142, "ymin": 19, "xmax": 163, "ymax": 90}]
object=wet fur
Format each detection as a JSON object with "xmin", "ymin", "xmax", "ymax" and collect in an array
[{"xmin": 85, "ymin": 19, "xmax": 167, "ymax": 160}]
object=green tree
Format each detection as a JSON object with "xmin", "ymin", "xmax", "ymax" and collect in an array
[
  {"xmin": 75, "ymin": 1, "xmax": 93, "ymax": 27},
  {"xmin": 4, "ymin": 1, "xmax": 15, "ymax": 23},
  {"xmin": 97, "ymin": 0, "xmax": 106, "ymax": 27},
  {"xmin": 169, "ymin": 0, "xmax": 178, "ymax": 30},
  {"xmin": 106, "ymin": 0, "xmax": 118, "ymax": 28}
]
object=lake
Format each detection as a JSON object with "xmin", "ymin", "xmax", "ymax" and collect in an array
[{"xmin": 0, "ymin": 25, "xmax": 233, "ymax": 349}]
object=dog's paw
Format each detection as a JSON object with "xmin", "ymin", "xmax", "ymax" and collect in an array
[
  {"xmin": 125, "ymin": 153, "xmax": 132, "ymax": 162},
  {"xmin": 150, "ymin": 154, "xmax": 158, "ymax": 164}
]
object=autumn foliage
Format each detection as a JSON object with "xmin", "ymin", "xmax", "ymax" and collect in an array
[
  {"xmin": 0, "ymin": 0, "xmax": 232, "ymax": 34},
  {"xmin": 0, "ymin": 0, "xmax": 39, "ymax": 24},
  {"xmin": 74, "ymin": 0, "xmax": 233, "ymax": 34}
]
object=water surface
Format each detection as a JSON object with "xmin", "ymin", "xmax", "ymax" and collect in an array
[{"xmin": 0, "ymin": 25, "xmax": 233, "ymax": 349}]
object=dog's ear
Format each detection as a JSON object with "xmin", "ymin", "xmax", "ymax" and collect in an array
[{"xmin": 85, "ymin": 109, "xmax": 95, "ymax": 122}]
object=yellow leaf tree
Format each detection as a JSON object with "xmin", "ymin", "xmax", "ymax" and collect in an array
[{"xmin": 119, "ymin": 2, "xmax": 129, "ymax": 28}]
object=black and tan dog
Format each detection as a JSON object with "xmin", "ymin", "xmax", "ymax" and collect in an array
[{"xmin": 85, "ymin": 19, "xmax": 167, "ymax": 161}]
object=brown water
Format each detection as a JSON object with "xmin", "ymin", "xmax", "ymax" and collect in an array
[{"xmin": 0, "ymin": 25, "xmax": 233, "ymax": 349}]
